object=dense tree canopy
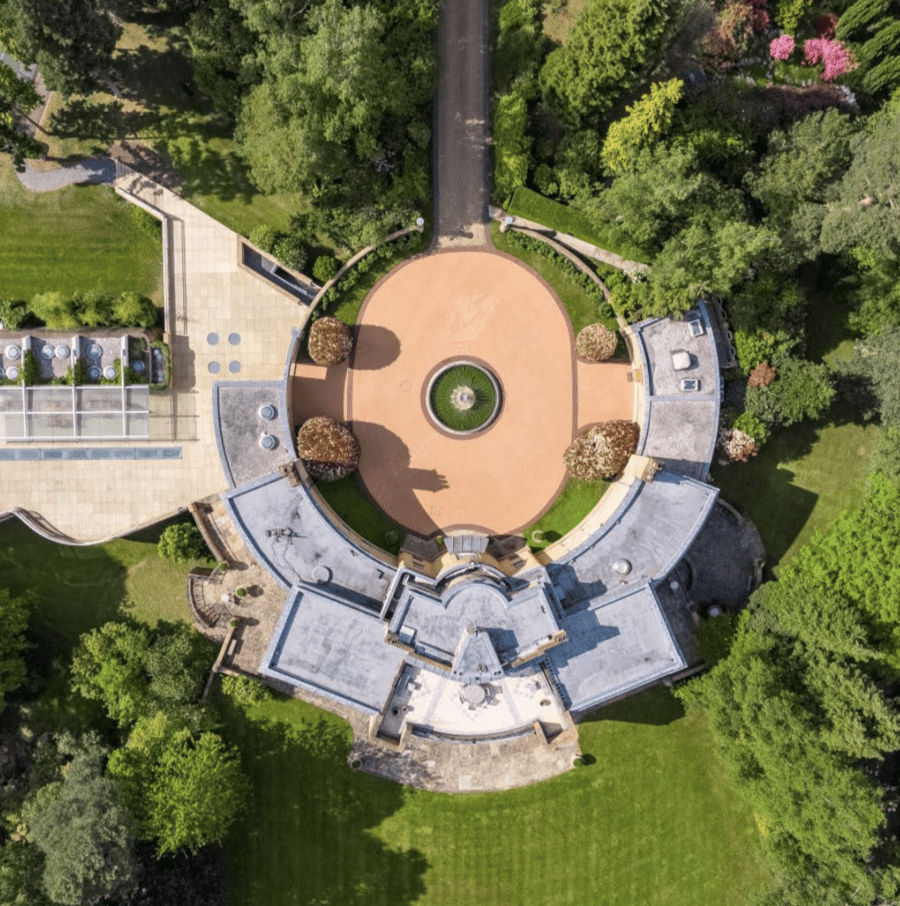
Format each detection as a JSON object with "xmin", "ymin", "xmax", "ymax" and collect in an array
[
  {"xmin": 0, "ymin": 0, "xmax": 120, "ymax": 98},
  {"xmin": 71, "ymin": 621, "xmax": 212, "ymax": 727},
  {"xmin": 24, "ymin": 734, "xmax": 138, "ymax": 906},
  {"xmin": 820, "ymin": 107, "xmax": 900, "ymax": 260},
  {"xmin": 0, "ymin": 587, "xmax": 29, "ymax": 713},
  {"xmin": 231, "ymin": 0, "xmax": 438, "ymax": 248},
  {"xmin": 679, "ymin": 476, "xmax": 900, "ymax": 904},
  {"xmin": 539, "ymin": 0, "xmax": 679, "ymax": 127},
  {"xmin": 109, "ymin": 712, "xmax": 249, "ymax": 855}
]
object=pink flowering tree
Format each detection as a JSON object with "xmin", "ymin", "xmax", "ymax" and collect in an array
[
  {"xmin": 770, "ymin": 34, "xmax": 795, "ymax": 60},
  {"xmin": 803, "ymin": 37, "xmax": 854, "ymax": 81}
]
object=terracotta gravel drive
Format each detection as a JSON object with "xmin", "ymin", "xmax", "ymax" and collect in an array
[{"xmin": 288, "ymin": 250, "xmax": 632, "ymax": 537}]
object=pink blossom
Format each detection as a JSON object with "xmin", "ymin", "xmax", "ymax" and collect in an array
[
  {"xmin": 803, "ymin": 37, "xmax": 853, "ymax": 81},
  {"xmin": 770, "ymin": 34, "xmax": 795, "ymax": 60}
]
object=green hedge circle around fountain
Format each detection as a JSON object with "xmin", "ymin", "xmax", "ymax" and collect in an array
[{"xmin": 426, "ymin": 361, "xmax": 501, "ymax": 435}]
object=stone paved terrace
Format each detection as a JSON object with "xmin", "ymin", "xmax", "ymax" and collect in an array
[{"xmin": 0, "ymin": 171, "xmax": 310, "ymax": 541}]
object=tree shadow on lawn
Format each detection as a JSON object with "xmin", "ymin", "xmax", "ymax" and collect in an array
[
  {"xmin": 115, "ymin": 43, "xmax": 204, "ymax": 113},
  {"xmin": 712, "ymin": 423, "xmax": 820, "ymax": 572},
  {"xmin": 161, "ymin": 134, "xmax": 260, "ymax": 205},
  {"xmin": 219, "ymin": 697, "xmax": 428, "ymax": 906}
]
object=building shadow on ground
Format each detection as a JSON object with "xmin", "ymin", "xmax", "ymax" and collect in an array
[
  {"xmin": 577, "ymin": 685, "xmax": 686, "ymax": 728},
  {"xmin": 352, "ymin": 421, "xmax": 448, "ymax": 536}
]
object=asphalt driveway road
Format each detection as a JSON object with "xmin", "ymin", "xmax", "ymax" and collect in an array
[{"xmin": 434, "ymin": 0, "xmax": 491, "ymax": 248}]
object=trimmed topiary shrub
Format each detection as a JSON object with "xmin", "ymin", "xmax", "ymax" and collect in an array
[
  {"xmin": 564, "ymin": 420, "xmax": 639, "ymax": 480},
  {"xmin": 575, "ymin": 323, "xmax": 618, "ymax": 362},
  {"xmin": 313, "ymin": 255, "xmax": 339, "ymax": 284},
  {"xmin": 308, "ymin": 317, "xmax": 352, "ymax": 366},
  {"xmin": 298, "ymin": 416, "xmax": 360, "ymax": 481}
]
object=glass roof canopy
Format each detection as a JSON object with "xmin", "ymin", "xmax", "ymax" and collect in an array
[{"xmin": 0, "ymin": 385, "xmax": 150, "ymax": 441}]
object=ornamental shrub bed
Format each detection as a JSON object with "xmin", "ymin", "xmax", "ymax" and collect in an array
[{"xmin": 576, "ymin": 323, "xmax": 618, "ymax": 362}]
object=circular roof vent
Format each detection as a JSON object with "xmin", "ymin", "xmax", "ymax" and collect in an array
[
  {"xmin": 259, "ymin": 404, "xmax": 276, "ymax": 421},
  {"xmin": 5, "ymin": 345, "xmax": 20, "ymax": 360},
  {"xmin": 56, "ymin": 344, "xmax": 70, "ymax": 359},
  {"xmin": 103, "ymin": 365, "xmax": 117, "ymax": 379},
  {"xmin": 669, "ymin": 580, "xmax": 680, "ymax": 591},
  {"xmin": 259, "ymin": 433, "xmax": 277, "ymax": 451},
  {"xmin": 614, "ymin": 559, "xmax": 632, "ymax": 576}
]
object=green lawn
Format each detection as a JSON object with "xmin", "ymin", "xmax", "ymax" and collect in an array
[
  {"xmin": 714, "ymin": 275, "xmax": 879, "ymax": 574},
  {"xmin": 508, "ymin": 187, "xmax": 649, "ymax": 264},
  {"xmin": 220, "ymin": 686, "xmax": 772, "ymax": 906},
  {"xmin": 0, "ymin": 159, "xmax": 162, "ymax": 303},
  {"xmin": 315, "ymin": 475, "xmax": 405, "ymax": 555},
  {"xmin": 0, "ymin": 516, "xmax": 196, "ymax": 657},
  {"xmin": 525, "ymin": 476, "xmax": 609, "ymax": 549},
  {"xmin": 712, "ymin": 419, "xmax": 878, "ymax": 573}
]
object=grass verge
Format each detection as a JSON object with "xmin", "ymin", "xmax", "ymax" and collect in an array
[
  {"xmin": 219, "ymin": 686, "xmax": 773, "ymax": 906},
  {"xmin": 314, "ymin": 475, "xmax": 404, "ymax": 555},
  {"xmin": 491, "ymin": 222, "xmax": 612, "ymax": 335},
  {"xmin": 508, "ymin": 187, "xmax": 648, "ymax": 263},
  {"xmin": 712, "ymin": 417, "xmax": 878, "ymax": 574},
  {"xmin": 524, "ymin": 475, "xmax": 609, "ymax": 549},
  {"xmin": 0, "ymin": 159, "xmax": 162, "ymax": 303},
  {"xmin": 324, "ymin": 230, "xmax": 431, "ymax": 326}
]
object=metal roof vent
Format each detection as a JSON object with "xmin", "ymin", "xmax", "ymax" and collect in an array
[
  {"xmin": 614, "ymin": 559, "xmax": 632, "ymax": 576},
  {"xmin": 259, "ymin": 433, "xmax": 277, "ymax": 450}
]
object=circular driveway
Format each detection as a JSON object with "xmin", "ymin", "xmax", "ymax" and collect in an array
[{"xmin": 348, "ymin": 251, "xmax": 577, "ymax": 536}]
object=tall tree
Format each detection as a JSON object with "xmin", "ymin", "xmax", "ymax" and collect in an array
[
  {"xmin": 820, "ymin": 107, "xmax": 900, "ymax": 260},
  {"xmin": 679, "ymin": 475, "xmax": 900, "ymax": 903},
  {"xmin": 0, "ymin": 0, "xmax": 120, "ymax": 98},
  {"xmin": 748, "ymin": 109, "xmax": 859, "ymax": 255},
  {"xmin": 0, "ymin": 65, "xmax": 42, "ymax": 169},
  {"xmin": 24, "ymin": 734, "xmax": 138, "ymax": 906},
  {"xmin": 539, "ymin": 0, "xmax": 679, "ymax": 127},
  {"xmin": 109, "ymin": 712, "xmax": 249, "ymax": 855},
  {"xmin": 0, "ymin": 587, "xmax": 29, "ymax": 713},
  {"xmin": 846, "ymin": 325, "xmax": 900, "ymax": 428}
]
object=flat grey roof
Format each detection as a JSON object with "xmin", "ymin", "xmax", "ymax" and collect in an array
[
  {"xmin": 260, "ymin": 584, "xmax": 404, "ymax": 715},
  {"xmin": 212, "ymin": 381, "xmax": 291, "ymax": 487},
  {"xmin": 548, "ymin": 470, "xmax": 718, "ymax": 607},
  {"xmin": 639, "ymin": 312, "xmax": 719, "ymax": 398},
  {"xmin": 223, "ymin": 472, "xmax": 396, "ymax": 608},
  {"xmin": 633, "ymin": 303, "xmax": 721, "ymax": 481},
  {"xmin": 390, "ymin": 579, "xmax": 560, "ymax": 664},
  {"xmin": 640, "ymin": 399, "xmax": 719, "ymax": 481},
  {"xmin": 547, "ymin": 584, "xmax": 686, "ymax": 713}
]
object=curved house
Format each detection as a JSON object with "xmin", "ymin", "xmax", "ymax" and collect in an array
[{"xmin": 212, "ymin": 299, "xmax": 724, "ymax": 755}]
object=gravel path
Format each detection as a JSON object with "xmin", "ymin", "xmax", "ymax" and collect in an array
[{"xmin": 16, "ymin": 157, "xmax": 116, "ymax": 192}]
